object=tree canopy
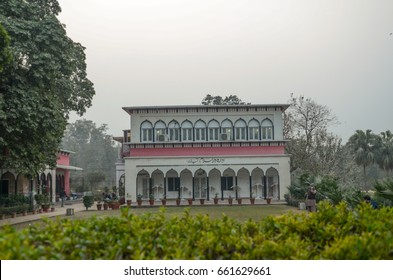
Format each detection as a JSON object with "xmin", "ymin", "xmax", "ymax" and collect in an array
[
  {"xmin": 201, "ymin": 94, "xmax": 250, "ymax": 105},
  {"xmin": 61, "ymin": 119, "xmax": 118, "ymax": 192},
  {"xmin": 0, "ymin": 0, "xmax": 95, "ymax": 175},
  {"xmin": 0, "ymin": 23, "xmax": 12, "ymax": 73}
]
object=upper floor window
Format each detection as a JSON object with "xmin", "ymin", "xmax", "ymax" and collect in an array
[
  {"xmin": 182, "ymin": 120, "xmax": 193, "ymax": 141},
  {"xmin": 248, "ymin": 119, "xmax": 260, "ymax": 140},
  {"xmin": 168, "ymin": 120, "xmax": 180, "ymax": 141},
  {"xmin": 195, "ymin": 120, "xmax": 206, "ymax": 141},
  {"xmin": 234, "ymin": 119, "xmax": 247, "ymax": 140},
  {"xmin": 141, "ymin": 121, "xmax": 153, "ymax": 142},
  {"xmin": 154, "ymin": 121, "xmax": 166, "ymax": 141},
  {"xmin": 261, "ymin": 119, "xmax": 273, "ymax": 140},
  {"xmin": 221, "ymin": 119, "xmax": 233, "ymax": 140},
  {"xmin": 208, "ymin": 120, "xmax": 220, "ymax": 141}
]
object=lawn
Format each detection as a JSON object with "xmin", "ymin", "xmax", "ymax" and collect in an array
[{"xmin": 9, "ymin": 204, "xmax": 301, "ymax": 231}]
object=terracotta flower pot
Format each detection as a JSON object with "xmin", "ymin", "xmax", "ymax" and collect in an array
[
  {"xmin": 250, "ymin": 198, "xmax": 255, "ymax": 205},
  {"xmin": 187, "ymin": 199, "xmax": 193, "ymax": 205},
  {"xmin": 199, "ymin": 199, "xmax": 205, "ymax": 205}
]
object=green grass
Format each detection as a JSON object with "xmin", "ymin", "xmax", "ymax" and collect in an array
[{"xmin": 9, "ymin": 204, "xmax": 300, "ymax": 231}]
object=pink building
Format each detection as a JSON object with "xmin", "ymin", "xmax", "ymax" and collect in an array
[{"xmin": 0, "ymin": 149, "xmax": 82, "ymax": 202}]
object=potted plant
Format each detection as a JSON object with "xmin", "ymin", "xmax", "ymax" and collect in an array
[
  {"xmin": 96, "ymin": 200, "xmax": 102, "ymax": 210},
  {"xmin": 199, "ymin": 198, "xmax": 205, "ymax": 205},
  {"xmin": 266, "ymin": 197, "xmax": 272, "ymax": 204},
  {"xmin": 213, "ymin": 193, "xmax": 219, "ymax": 205},
  {"xmin": 187, "ymin": 198, "xmax": 193, "ymax": 205},
  {"xmin": 104, "ymin": 198, "xmax": 109, "ymax": 210},
  {"xmin": 250, "ymin": 193, "xmax": 256, "ymax": 205},
  {"xmin": 50, "ymin": 203, "xmax": 55, "ymax": 212},
  {"xmin": 126, "ymin": 193, "xmax": 132, "ymax": 206},
  {"xmin": 137, "ymin": 194, "xmax": 143, "ymax": 207},
  {"xmin": 149, "ymin": 194, "xmax": 155, "ymax": 205},
  {"xmin": 175, "ymin": 195, "xmax": 181, "ymax": 206},
  {"xmin": 228, "ymin": 195, "xmax": 233, "ymax": 205},
  {"xmin": 41, "ymin": 195, "xmax": 50, "ymax": 212},
  {"xmin": 237, "ymin": 197, "xmax": 242, "ymax": 204},
  {"xmin": 161, "ymin": 195, "xmax": 167, "ymax": 206}
]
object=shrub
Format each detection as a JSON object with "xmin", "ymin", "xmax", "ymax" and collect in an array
[
  {"xmin": 0, "ymin": 203, "xmax": 392, "ymax": 259},
  {"xmin": 82, "ymin": 196, "xmax": 94, "ymax": 210}
]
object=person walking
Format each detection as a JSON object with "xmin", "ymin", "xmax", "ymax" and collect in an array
[{"xmin": 305, "ymin": 184, "xmax": 317, "ymax": 212}]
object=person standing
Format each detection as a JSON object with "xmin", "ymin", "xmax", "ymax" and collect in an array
[{"xmin": 305, "ymin": 184, "xmax": 317, "ymax": 212}]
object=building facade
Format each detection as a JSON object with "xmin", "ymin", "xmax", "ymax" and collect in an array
[
  {"xmin": 116, "ymin": 104, "xmax": 291, "ymax": 201},
  {"xmin": 0, "ymin": 150, "xmax": 82, "ymax": 202}
]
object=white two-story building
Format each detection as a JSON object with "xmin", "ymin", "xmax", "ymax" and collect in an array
[{"xmin": 115, "ymin": 104, "xmax": 291, "ymax": 202}]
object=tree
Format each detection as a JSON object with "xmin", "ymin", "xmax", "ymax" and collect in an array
[
  {"xmin": 0, "ymin": 0, "xmax": 95, "ymax": 175},
  {"xmin": 284, "ymin": 94, "xmax": 339, "ymax": 174},
  {"xmin": 0, "ymin": 23, "xmax": 12, "ymax": 73},
  {"xmin": 375, "ymin": 130, "xmax": 393, "ymax": 177},
  {"xmin": 347, "ymin": 129, "xmax": 378, "ymax": 191},
  {"xmin": 201, "ymin": 94, "xmax": 250, "ymax": 105},
  {"xmin": 61, "ymin": 119, "xmax": 118, "ymax": 191}
]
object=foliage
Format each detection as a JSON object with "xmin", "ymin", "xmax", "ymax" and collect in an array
[
  {"xmin": 284, "ymin": 94, "xmax": 340, "ymax": 175},
  {"xmin": 287, "ymin": 173, "xmax": 363, "ymax": 209},
  {"xmin": 1, "ymin": 203, "xmax": 393, "ymax": 259},
  {"xmin": 374, "ymin": 179, "xmax": 393, "ymax": 205},
  {"xmin": 201, "ymin": 94, "xmax": 250, "ymax": 105},
  {"xmin": 82, "ymin": 195, "xmax": 94, "ymax": 211},
  {"xmin": 0, "ymin": 23, "xmax": 12, "ymax": 73},
  {"xmin": 34, "ymin": 194, "xmax": 49, "ymax": 205},
  {"xmin": 0, "ymin": 204, "xmax": 30, "ymax": 215},
  {"xmin": 347, "ymin": 130, "xmax": 378, "ymax": 191},
  {"xmin": 0, "ymin": 193, "xmax": 30, "ymax": 207},
  {"xmin": 374, "ymin": 130, "xmax": 393, "ymax": 176},
  {"xmin": 0, "ymin": 0, "xmax": 95, "ymax": 175},
  {"xmin": 62, "ymin": 119, "xmax": 118, "ymax": 191}
]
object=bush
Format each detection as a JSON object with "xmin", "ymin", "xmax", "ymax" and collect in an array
[
  {"xmin": 82, "ymin": 195, "xmax": 94, "ymax": 210},
  {"xmin": 1, "ymin": 202, "xmax": 393, "ymax": 259}
]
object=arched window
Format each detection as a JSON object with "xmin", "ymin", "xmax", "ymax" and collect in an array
[
  {"xmin": 194, "ymin": 120, "xmax": 206, "ymax": 141},
  {"xmin": 168, "ymin": 120, "xmax": 180, "ymax": 141},
  {"xmin": 234, "ymin": 119, "xmax": 247, "ymax": 140},
  {"xmin": 208, "ymin": 120, "xmax": 220, "ymax": 141},
  {"xmin": 141, "ymin": 121, "xmax": 153, "ymax": 142},
  {"xmin": 248, "ymin": 119, "xmax": 260, "ymax": 140},
  {"xmin": 221, "ymin": 119, "xmax": 233, "ymax": 140},
  {"xmin": 154, "ymin": 121, "xmax": 166, "ymax": 141},
  {"xmin": 182, "ymin": 120, "xmax": 193, "ymax": 141},
  {"xmin": 261, "ymin": 119, "xmax": 273, "ymax": 140}
]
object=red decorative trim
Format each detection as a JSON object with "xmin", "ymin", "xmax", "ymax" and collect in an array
[{"xmin": 129, "ymin": 146, "xmax": 285, "ymax": 157}]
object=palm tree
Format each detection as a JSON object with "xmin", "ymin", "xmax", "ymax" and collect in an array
[
  {"xmin": 348, "ymin": 130, "xmax": 377, "ymax": 191},
  {"xmin": 375, "ymin": 130, "xmax": 393, "ymax": 177}
]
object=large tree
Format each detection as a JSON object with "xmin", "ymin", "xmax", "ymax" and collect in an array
[
  {"xmin": 347, "ymin": 129, "xmax": 378, "ymax": 191},
  {"xmin": 375, "ymin": 130, "xmax": 393, "ymax": 177},
  {"xmin": 0, "ymin": 23, "xmax": 12, "ymax": 73},
  {"xmin": 0, "ymin": 0, "xmax": 95, "ymax": 175},
  {"xmin": 61, "ymin": 119, "xmax": 118, "ymax": 192},
  {"xmin": 284, "ymin": 94, "xmax": 340, "ymax": 175}
]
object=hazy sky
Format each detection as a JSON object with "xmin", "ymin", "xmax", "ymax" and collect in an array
[{"xmin": 58, "ymin": 0, "xmax": 393, "ymax": 142}]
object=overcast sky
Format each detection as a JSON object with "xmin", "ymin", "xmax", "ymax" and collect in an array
[{"xmin": 58, "ymin": 0, "xmax": 393, "ymax": 142}]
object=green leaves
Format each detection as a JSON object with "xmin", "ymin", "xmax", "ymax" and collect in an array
[
  {"xmin": 1, "ymin": 204, "xmax": 393, "ymax": 259},
  {"xmin": 0, "ymin": 0, "xmax": 95, "ymax": 174}
]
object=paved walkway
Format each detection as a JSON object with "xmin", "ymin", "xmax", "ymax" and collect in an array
[
  {"xmin": 0, "ymin": 198, "xmax": 287, "ymax": 227},
  {"xmin": 0, "ymin": 200, "xmax": 86, "ymax": 227}
]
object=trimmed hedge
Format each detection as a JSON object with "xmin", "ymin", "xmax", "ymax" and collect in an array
[{"xmin": 0, "ymin": 201, "xmax": 392, "ymax": 259}]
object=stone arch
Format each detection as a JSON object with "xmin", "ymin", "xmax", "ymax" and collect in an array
[
  {"xmin": 137, "ymin": 169, "xmax": 151, "ymax": 199},
  {"xmin": 1, "ymin": 171, "xmax": 15, "ymax": 195},
  {"xmin": 194, "ymin": 168, "xmax": 208, "ymax": 199},
  {"xmin": 251, "ymin": 167, "xmax": 264, "ymax": 198},
  {"xmin": 266, "ymin": 167, "xmax": 279, "ymax": 199},
  {"xmin": 237, "ymin": 167, "xmax": 250, "ymax": 198}
]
